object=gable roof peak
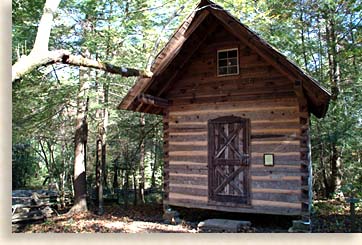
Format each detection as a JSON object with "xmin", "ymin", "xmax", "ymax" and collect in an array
[{"xmin": 118, "ymin": 0, "xmax": 331, "ymax": 118}]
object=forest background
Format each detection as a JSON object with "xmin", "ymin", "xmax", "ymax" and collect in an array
[{"xmin": 9, "ymin": 0, "xmax": 362, "ymax": 216}]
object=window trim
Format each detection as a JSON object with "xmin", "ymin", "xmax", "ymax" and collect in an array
[{"xmin": 217, "ymin": 48, "xmax": 239, "ymax": 77}]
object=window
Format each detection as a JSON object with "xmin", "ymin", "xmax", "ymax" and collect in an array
[{"xmin": 217, "ymin": 48, "xmax": 239, "ymax": 76}]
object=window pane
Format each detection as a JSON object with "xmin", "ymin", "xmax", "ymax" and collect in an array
[
  {"xmin": 219, "ymin": 59, "xmax": 227, "ymax": 67},
  {"xmin": 228, "ymin": 66, "xmax": 238, "ymax": 74},
  {"xmin": 228, "ymin": 50, "xmax": 237, "ymax": 58},
  {"xmin": 218, "ymin": 51, "xmax": 227, "ymax": 59},
  {"xmin": 219, "ymin": 67, "xmax": 227, "ymax": 75},
  {"xmin": 228, "ymin": 58, "xmax": 237, "ymax": 66}
]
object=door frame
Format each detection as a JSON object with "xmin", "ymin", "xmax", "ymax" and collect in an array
[{"xmin": 207, "ymin": 115, "xmax": 251, "ymax": 205}]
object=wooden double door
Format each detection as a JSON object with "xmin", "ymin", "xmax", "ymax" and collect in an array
[{"xmin": 208, "ymin": 116, "xmax": 250, "ymax": 204}]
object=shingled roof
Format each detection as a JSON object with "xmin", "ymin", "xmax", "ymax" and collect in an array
[{"xmin": 118, "ymin": 0, "xmax": 330, "ymax": 118}]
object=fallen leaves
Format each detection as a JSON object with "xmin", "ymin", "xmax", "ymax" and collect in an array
[
  {"xmin": 17, "ymin": 204, "xmax": 194, "ymax": 233},
  {"xmin": 13, "ymin": 200, "xmax": 362, "ymax": 233}
]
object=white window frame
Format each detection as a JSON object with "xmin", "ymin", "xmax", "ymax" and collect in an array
[{"xmin": 217, "ymin": 48, "xmax": 239, "ymax": 77}]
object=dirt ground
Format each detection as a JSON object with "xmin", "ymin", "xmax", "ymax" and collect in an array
[
  {"xmin": 12, "ymin": 202, "xmax": 362, "ymax": 233},
  {"xmin": 13, "ymin": 203, "xmax": 197, "ymax": 233}
]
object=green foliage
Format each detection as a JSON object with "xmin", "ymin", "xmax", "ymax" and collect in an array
[
  {"xmin": 12, "ymin": 0, "xmax": 44, "ymax": 61},
  {"xmin": 12, "ymin": 143, "xmax": 39, "ymax": 189}
]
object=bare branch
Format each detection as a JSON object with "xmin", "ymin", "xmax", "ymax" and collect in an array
[{"xmin": 12, "ymin": 50, "xmax": 153, "ymax": 82}]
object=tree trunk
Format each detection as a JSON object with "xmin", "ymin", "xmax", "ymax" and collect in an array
[
  {"xmin": 39, "ymin": 140, "xmax": 52, "ymax": 186},
  {"xmin": 123, "ymin": 170, "xmax": 129, "ymax": 208},
  {"xmin": 138, "ymin": 113, "xmax": 146, "ymax": 204},
  {"xmin": 299, "ymin": 1, "xmax": 309, "ymax": 72},
  {"xmin": 328, "ymin": 144, "xmax": 342, "ymax": 198},
  {"xmin": 69, "ymin": 51, "xmax": 90, "ymax": 214},
  {"xmin": 101, "ymin": 82, "xmax": 109, "ymax": 193},
  {"xmin": 113, "ymin": 158, "xmax": 119, "ymax": 191},
  {"xmin": 95, "ymin": 138, "xmax": 103, "ymax": 214},
  {"xmin": 150, "ymin": 138, "xmax": 158, "ymax": 189},
  {"xmin": 133, "ymin": 173, "xmax": 138, "ymax": 206},
  {"xmin": 326, "ymin": 17, "xmax": 340, "ymax": 101}
]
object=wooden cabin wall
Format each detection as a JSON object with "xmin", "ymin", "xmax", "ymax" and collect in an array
[{"xmin": 162, "ymin": 27, "xmax": 310, "ymax": 215}]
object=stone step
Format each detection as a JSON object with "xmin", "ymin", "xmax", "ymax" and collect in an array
[
  {"xmin": 198, "ymin": 219, "xmax": 251, "ymax": 233},
  {"xmin": 288, "ymin": 220, "xmax": 311, "ymax": 233}
]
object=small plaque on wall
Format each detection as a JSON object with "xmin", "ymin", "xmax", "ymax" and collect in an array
[{"xmin": 264, "ymin": 153, "xmax": 274, "ymax": 166}]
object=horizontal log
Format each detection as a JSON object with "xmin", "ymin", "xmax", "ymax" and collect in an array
[
  {"xmin": 252, "ymin": 140, "xmax": 299, "ymax": 145},
  {"xmin": 179, "ymin": 59, "xmax": 265, "ymax": 76},
  {"xmin": 190, "ymin": 54, "xmax": 268, "ymax": 69},
  {"xmin": 165, "ymin": 167, "xmax": 208, "ymax": 175},
  {"xmin": 167, "ymin": 154, "xmax": 301, "ymax": 164},
  {"xmin": 173, "ymin": 72, "xmax": 292, "ymax": 90},
  {"xmin": 252, "ymin": 192, "xmax": 301, "ymax": 203},
  {"xmin": 168, "ymin": 135, "xmax": 304, "ymax": 144},
  {"xmin": 169, "ymin": 172, "xmax": 206, "ymax": 178},
  {"xmin": 168, "ymin": 144, "xmax": 206, "ymax": 152},
  {"xmin": 167, "ymin": 163, "xmax": 207, "ymax": 170},
  {"xmin": 251, "ymin": 188, "xmax": 301, "ymax": 194},
  {"xmin": 198, "ymin": 41, "xmax": 246, "ymax": 54},
  {"xmin": 169, "ymin": 160, "xmax": 207, "ymax": 166},
  {"xmin": 173, "ymin": 66, "xmax": 283, "ymax": 85},
  {"xmin": 169, "ymin": 175, "xmax": 207, "ymax": 185},
  {"xmin": 168, "ymin": 124, "xmax": 302, "ymax": 135},
  {"xmin": 169, "ymin": 121, "xmax": 207, "ymax": 126},
  {"xmin": 168, "ymin": 150, "xmax": 206, "ymax": 156},
  {"xmin": 167, "ymin": 129, "xmax": 300, "ymax": 137},
  {"xmin": 164, "ymin": 200, "xmax": 302, "ymax": 216},
  {"xmin": 252, "ymin": 154, "xmax": 300, "ymax": 162},
  {"xmin": 252, "ymin": 200, "xmax": 301, "ymax": 209},
  {"xmin": 251, "ymin": 165, "xmax": 301, "ymax": 171},
  {"xmin": 169, "ymin": 131, "xmax": 206, "ymax": 136},
  {"xmin": 168, "ymin": 152, "xmax": 300, "ymax": 161},
  {"xmin": 169, "ymin": 183, "xmax": 207, "ymax": 190},
  {"xmin": 251, "ymin": 135, "xmax": 307, "ymax": 142},
  {"xmin": 168, "ymin": 161, "xmax": 303, "ymax": 172},
  {"xmin": 252, "ymin": 128, "xmax": 300, "ymax": 134},
  {"xmin": 251, "ymin": 143, "xmax": 300, "ymax": 152},
  {"xmin": 169, "ymin": 193, "xmax": 208, "ymax": 202},
  {"xmin": 252, "ymin": 152, "xmax": 300, "ymax": 157},
  {"xmin": 167, "ymin": 84, "xmax": 294, "ymax": 101},
  {"xmin": 137, "ymin": 93, "xmax": 170, "ymax": 108},
  {"xmin": 169, "ymin": 186, "xmax": 208, "ymax": 196},
  {"xmin": 168, "ymin": 92, "xmax": 297, "ymax": 106},
  {"xmin": 167, "ymin": 126, "xmax": 206, "ymax": 132},
  {"xmin": 251, "ymin": 180, "xmax": 300, "ymax": 190},
  {"xmin": 167, "ymin": 155, "xmax": 207, "ymax": 163},
  {"xmin": 250, "ymin": 169, "xmax": 306, "ymax": 175},
  {"xmin": 169, "ymin": 140, "xmax": 207, "ymax": 146},
  {"xmin": 169, "ymin": 105, "xmax": 298, "ymax": 116},
  {"xmin": 169, "ymin": 111, "xmax": 304, "ymax": 123},
  {"xmin": 252, "ymin": 175, "xmax": 301, "ymax": 181},
  {"xmin": 168, "ymin": 139, "xmax": 300, "ymax": 147},
  {"xmin": 170, "ymin": 92, "xmax": 297, "ymax": 106},
  {"xmin": 168, "ymin": 121, "xmax": 301, "ymax": 130}
]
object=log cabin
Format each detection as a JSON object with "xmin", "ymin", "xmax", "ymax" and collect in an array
[{"xmin": 118, "ymin": 0, "xmax": 331, "ymax": 220}]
